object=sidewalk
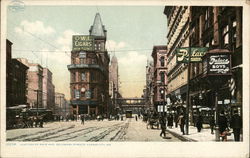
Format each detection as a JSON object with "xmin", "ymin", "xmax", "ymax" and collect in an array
[{"xmin": 166, "ymin": 124, "xmax": 236, "ymax": 142}]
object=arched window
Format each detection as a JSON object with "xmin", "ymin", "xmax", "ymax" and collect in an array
[
  {"xmin": 160, "ymin": 71, "xmax": 165, "ymax": 83},
  {"xmin": 160, "ymin": 56, "xmax": 165, "ymax": 67}
]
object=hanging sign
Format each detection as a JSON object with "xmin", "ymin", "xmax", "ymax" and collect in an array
[
  {"xmin": 176, "ymin": 47, "xmax": 208, "ymax": 63},
  {"xmin": 208, "ymin": 54, "xmax": 231, "ymax": 74},
  {"xmin": 72, "ymin": 35, "xmax": 94, "ymax": 51}
]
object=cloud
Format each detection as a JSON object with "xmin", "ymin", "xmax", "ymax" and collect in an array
[
  {"xmin": 15, "ymin": 20, "xmax": 55, "ymax": 36},
  {"xmin": 106, "ymin": 40, "xmax": 126, "ymax": 51},
  {"xmin": 118, "ymin": 51, "xmax": 147, "ymax": 97},
  {"xmin": 56, "ymin": 30, "xmax": 79, "ymax": 49}
]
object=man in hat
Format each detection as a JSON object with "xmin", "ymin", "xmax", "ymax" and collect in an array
[{"xmin": 230, "ymin": 110, "xmax": 242, "ymax": 141}]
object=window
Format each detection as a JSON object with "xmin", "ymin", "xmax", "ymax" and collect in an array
[
  {"xmin": 160, "ymin": 71, "xmax": 165, "ymax": 83},
  {"xmin": 79, "ymin": 51, "xmax": 86, "ymax": 58},
  {"xmin": 81, "ymin": 72, "xmax": 86, "ymax": 81},
  {"xmin": 71, "ymin": 72, "xmax": 76, "ymax": 82},
  {"xmin": 90, "ymin": 72, "xmax": 95, "ymax": 81},
  {"xmin": 160, "ymin": 56, "xmax": 165, "ymax": 67},
  {"xmin": 159, "ymin": 88, "xmax": 164, "ymax": 99},
  {"xmin": 74, "ymin": 89, "xmax": 80, "ymax": 99}
]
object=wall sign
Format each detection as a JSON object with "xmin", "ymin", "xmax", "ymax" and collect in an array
[
  {"xmin": 176, "ymin": 47, "xmax": 208, "ymax": 63},
  {"xmin": 72, "ymin": 35, "xmax": 94, "ymax": 51},
  {"xmin": 208, "ymin": 54, "xmax": 230, "ymax": 74}
]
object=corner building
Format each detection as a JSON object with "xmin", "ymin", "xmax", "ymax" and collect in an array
[{"xmin": 68, "ymin": 13, "xmax": 110, "ymax": 116}]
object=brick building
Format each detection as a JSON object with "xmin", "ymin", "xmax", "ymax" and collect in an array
[
  {"xmin": 18, "ymin": 58, "xmax": 43, "ymax": 108},
  {"xmin": 163, "ymin": 6, "xmax": 243, "ymax": 121},
  {"xmin": 6, "ymin": 40, "xmax": 29, "ymax": 107},
  {"xmin": 43, "ymin": 68, "xmax": 55, "ymax": 112},
  {"xmin": 151, "ymin": 46, "xmax": 168, "ymax": 112},
  {"xmin": 68, "ymin": 13, "xmax": 110, "ymax": 116}
]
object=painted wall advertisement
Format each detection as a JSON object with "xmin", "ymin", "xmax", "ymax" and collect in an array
[
  {"xmin": 208, "ymin": 54, "xmax": 231, "ymax": 74},
  {"xmin": 72, "ymin": 35, "xmax": 94, "ymax": 51}
]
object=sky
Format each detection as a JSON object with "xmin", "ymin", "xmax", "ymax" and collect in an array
[{"xmin": 7, "ymin": 5, "xmax": 168, "ymax": 99}]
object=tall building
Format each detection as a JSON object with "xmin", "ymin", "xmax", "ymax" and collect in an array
[
  {"xmin": 163, "ymin": 6, "xmax": 190, "ymax": 115},
  {"xmin": 145, "ymin": 61, "xmax": 154, "ymax": 110},
  {"xmin": 6, "ymin": 40, "xmax": 29, "ymax": 107},
  {"xmin": 18, "ymin": 58, "xmax": 43, "ymax": 108},
  {"xmin": 43, "ymin": 68, "xmax": 55, "ymax": 111},
  {"xmin": 68, "ymin": 13, "xmax": 110, "ymax": 116},
  {"xmin": 151, "ymin": 46, "xmax": 168, "ymax": 112},
  {"xmin": 55, "ymin": 92, "xmax": 66, "ymax": 116},
  {"xmin": 109, "ymin": 55, "xmax": 120, "ymax": 113},
  {"xmin": 164, "ymin": 6, "xmax": 242, "ymax": 119}
]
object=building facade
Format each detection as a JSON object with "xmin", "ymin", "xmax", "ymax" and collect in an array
[
  {"xmin": 145, "ymin": 61, "xmax": 154, "ymax": 110},
  {"xmin": 68, "ymin": 13, "xmax": 110, "ymax": 116},
  {"xmin": 18, "ymin": 58, "xmax": 43, "ymax": 108},
  {"xmin": 151, "ymin": 46, "xmax": 168, "ymax": 112},
  {"xmin": 109, "ymin": 55, "xmax": 120, "ymax": 114},
  {"xmin": 164, "ymin": 6, "xmax": 242, "ymax": 121},
  {"xmin": 43, "ymin": 68, "xmax": 55, "ymax": 111},
  {"xmin": 163, "ymin": 6, "xmax": 190, "ymax": 115},
  {"xmin": 6, "ymin": 40, "xmax": 29, "ymax": 107},
  {"xmin": 54, "ymin": 92, "xmax": 66, "ymax": 116}
]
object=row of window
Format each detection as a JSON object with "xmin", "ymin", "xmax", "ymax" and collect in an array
[
  {"xmin": 71, "ymin": 71, "xmax": 100, "ymax": 83},
  {"xmin": 72, "ymin": 87, "xmax": 97, "ymax": 99}
]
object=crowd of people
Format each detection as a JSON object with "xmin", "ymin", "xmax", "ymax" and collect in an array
[{"xmin": 144, "ymin": 110, "xmax": 242, "ymax": 142}]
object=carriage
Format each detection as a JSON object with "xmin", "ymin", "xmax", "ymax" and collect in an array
[{"xmin": 146, "ymin": 113, "xmax": 160, "ymax": 129}]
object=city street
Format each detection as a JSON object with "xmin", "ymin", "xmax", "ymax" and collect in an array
[{"xmin": 6, "ymin": 117, "xmax": 181, "ymax": 142}]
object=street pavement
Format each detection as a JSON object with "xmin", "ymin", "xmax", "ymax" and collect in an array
[
  {"xmin": 165, "ymin": 124, "xmax": 240, "ymax": 142},
  {"xmin": 6, "ymin": 117, "xmax": 181, "ymax": 142}
]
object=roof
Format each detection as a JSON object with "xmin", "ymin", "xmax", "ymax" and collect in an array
[
  {"xmin": 111, "ymin": 55, "xmax": 118, "ymax": 63},
  {"xmin": 89, "ymin": 13, "xmax": 106, "ymax": 37}
]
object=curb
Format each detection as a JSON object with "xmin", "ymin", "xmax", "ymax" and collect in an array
[{"xmin": 166, "ymin": 129, "xmax": 197, "ymax": 142}]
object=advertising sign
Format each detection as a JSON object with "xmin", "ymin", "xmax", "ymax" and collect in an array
[
  {"xmin": 176, "ymin": 47, "xmax": 208, "ymax": 63},
  {"xmin": 208, "ymin": 54, "xmax": 231, "ymax": 74},
  {"xmin": 72, "ymin": 35, "xmax": 94, "ymax": 51}
]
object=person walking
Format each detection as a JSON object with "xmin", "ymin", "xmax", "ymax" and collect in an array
[
  {"xmin": 218, "ymin": 111, "xmax": 228, "ymax": 141},
  {"xmin": 209, "ymin": 116, "xmax": 215, "ymax": 134},
  {"xmin": 230, "ymin": 110, "xmax": 242, "ymax": 141},
  {"xmin": 81, "ymin": 115, "xmax": 85, "ymax": 125},
  {"xmin": 159, "ymin": 116, "xmax": 166, "ymax": 138},
  {"xmin": 174, "ymin": 114, "xmax": 178, "ymax": 128},
  {"xmin": 167, "ymin": 114, "xmax": 174, "ymax": 128},
  {"xmin": 196, "ymin": 114, "xmax": 203, "ymax": 132},
  {"xmin": 135, "ymin": 115, "xmax": 138, "ymax": 121},
  {"xmin": 177, "ymin": 113, "xmax": 185, "ymax": 135}
]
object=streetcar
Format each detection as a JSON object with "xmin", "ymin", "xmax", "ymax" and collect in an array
[{"xmin": 125, "ymin": 110, "xmax": 132, "ymax": 118}]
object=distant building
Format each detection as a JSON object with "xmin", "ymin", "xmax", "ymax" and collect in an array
[
  {"xmin": 109, "ymin": 55, "xmax": 121, "ymax": 114},
  {"xmin": 6, "ymin": 40, "xmax": 29, "ymax": 107},
  {"xmin": 68, "ymin": 13, "xmax": 110, "ymax": 116},
  {"xmin": 18, "ymin": 58, "xmax": 43, "ymax": 108},
  {"xmin": 151, "ymin": 46, "xmax": 168, "ymax": 111},
  {"xmin": 43, "ymin": 68, "xmax": 55, "ymax": 112},
  {"xmin": 55, "ymin": 92, "xmax": 66, "ymax": 116},
  {"xmin": 145, "ymin": 61, "xmax": 154, "ymax": 110}
]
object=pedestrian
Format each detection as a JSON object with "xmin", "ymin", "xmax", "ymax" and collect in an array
[
  {"xmin": 135, "ymin": 115, "xmax": 138, "ymax": 121},
  {"xmin": 218, "ymin": 111, "xmax": 228, "ymax": 141},
  {"xmin": 35, "ymin": 116, "xmax": 39, "ymax": 127},
  {"xmin": 167, "ymin": 114, "xmax": 174, "ymax": 128},
  {"xmin": 159, "ymin": 116, "xmax": 166, "ymax": 137},
  {"xmin": 196, "ymin": 114, "xmax": 203, "ymax": 132},
  {"xmin": 209, "ymin": 116, "xmax": 215, "ymax": 134},
  {"xmin": 39, "ymin": 115, "xmax": 44, "ymax": 128},
  {"xmin": 174, "ymin": 114, "xmax": 178, "ymax": 128},
  {"xmin": 177, "ymin": 113, "xmax": 185, "ymax": 135},
  {"xmin": 230, "ymin": 110, "xmax": 242, "ymax": 141},
  {"xmin": 81, "ymin": 115, "xmax": 85, "ymax": 125}
]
